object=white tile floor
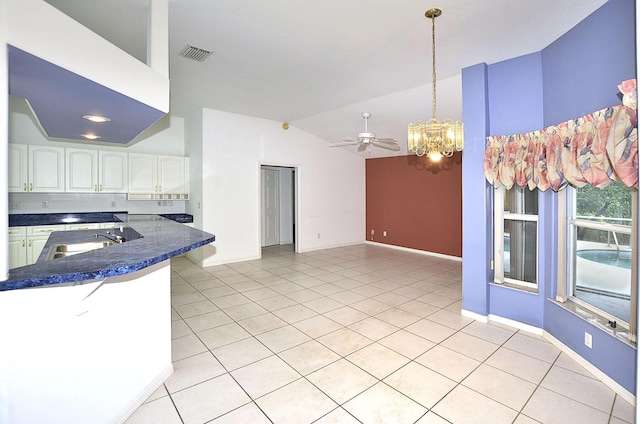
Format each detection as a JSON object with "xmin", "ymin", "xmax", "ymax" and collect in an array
[{"xmin": 125, "ymin": 244, "xmax": 635, "ymax": 424}]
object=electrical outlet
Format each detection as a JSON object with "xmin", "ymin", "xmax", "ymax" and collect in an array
[
  {"xmin": 370, "ymin": 229, "xmax": 374, "ymax": 235},
  {"xmin": 9, "ymin": 202, "xmax": 19, "ymax": 209},
  {"xmin": 383, "ymin": 230, "xmax": 387, "ymax": 237},
  {"xmin": 42, "ymin": 201, "xmax": 49, "ymax": 208},
  {"xmin": 584, "ymin": 332, "xmax": 592, "ymax": 348},
  {"xmin": 317, "ymin": 233, "xmax": 320, "ymax": 239},
  {"xmin": 111, "ymin": 201, "xmax": 117, "ymax": 207}
]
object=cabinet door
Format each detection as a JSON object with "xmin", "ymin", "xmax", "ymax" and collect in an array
[
  {"xmin": 66, "ymin": 148, "xmax": 98, "ymax": 192},
  {"xmin": 27, "ymin": 236, "xmax": 50, "ymax": 265},
  {"xmin": 8, "ymin": 227, "xmax": 27, "ymax": 269},
  {"xmin": 128, "ymin": 153, "xmax": 158, "ymax": 193},
  {"xmin": 8, "ymin": 144, "xmax": 28, "ymax": 193},
  {"xmin": 29, "ymin": 146, "xmax": 65, "ymax": 193},
  {"xmin": 158, "ymin": 155, "xmax": 184, "ymax": 193},
  {"xmin": 99, "ymin": 151, "xmax": 128, "ymax": 193}
]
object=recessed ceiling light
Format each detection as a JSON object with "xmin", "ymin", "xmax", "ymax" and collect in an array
[
  {"xmin": 82, "ymin": 114, "xmax": 111, "ymax": 123},
  {"xmin": 82, "ymin": 134, "xmax": 101, "ymax": 140}
]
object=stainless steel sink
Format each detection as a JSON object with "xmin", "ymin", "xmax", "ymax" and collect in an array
[{"xmin": 45, "ymin": 241, "xmax": 113, "ymax": 261}]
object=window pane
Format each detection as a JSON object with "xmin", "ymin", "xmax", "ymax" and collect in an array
[
  {"xmin": 505, "ymin": 186, "xmax": 538, "ymax": 215},
  {"xmin": 504, "ymin": 219, "xmax": 537, "ymax": 283},
  {"xmin": 572, "ymin": 181, "xmax": 632, "ymax": 323}
]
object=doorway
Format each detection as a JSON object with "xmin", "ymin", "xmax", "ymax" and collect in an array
[{"xmin": 260, "ymin": 165, "xmax": 296, "ymax": 250}]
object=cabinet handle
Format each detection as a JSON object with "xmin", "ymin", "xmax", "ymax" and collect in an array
[
  {"xmin": 29, "ymin": 183, "xmax": 33, "ymax": 191},
  {"xmin": 23, "ymin": 183, "xmax": 26, "ymax": 191},
  {"xmin": 22, "ymin": 239, "xmax": 25, "ymax": 248},
  {"xmin": 99, "ymin": 184, "xmax": 103, "ymax": 192},
  {"xmin": 94, "ymin": 184, "xmax": 98, "ymax": 192},
  {"xmin": 28, "ymin": 239, "xmax": 32, "ymax": 248}
]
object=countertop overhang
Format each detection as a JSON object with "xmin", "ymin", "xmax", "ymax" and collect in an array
[{"xmin": 2, "ymin": 214, "xmax": 214, "ymax": 291}]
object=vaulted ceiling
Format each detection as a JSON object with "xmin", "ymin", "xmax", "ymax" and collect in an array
[{"xmin": 44, "ymin": 0, "xmax": 608, "ymax": 156}]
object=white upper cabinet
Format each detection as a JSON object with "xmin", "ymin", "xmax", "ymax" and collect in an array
[
  {"xmin": 66, "ymin": 149, "xmax": 128, "ymax": 193},
  {"xmin": 28, "ymin": 146, "xmax": 65, "ymax": 193},
  {"xmin": 129, "ymin": 153, "xmax": 187, "ymax": 195},
  {"xmin": 158, "ymin": 155, "xmax": 185, "ymax": 194},
  {"xmin": 128, "ymin": 153, "xmax": 158, "ymax": 194},
  {"xmin": 99, "ymin": 151, "xmax": 128, "ymax": 193},
  {"xmin": 8, "ymin": 144, "xmax": 28, "ymax": 193},
  {"xmin": 66, "ymin": 148, "xmax": 98, "ymax": 192},
  {"xmin": 10, "ymin": 144, "xmax": 66, "ymax": 193}
]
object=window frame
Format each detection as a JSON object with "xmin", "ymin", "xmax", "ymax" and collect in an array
[
  {"xmin": 493, "ymin": 185, "xmax": 539, "ymax": 291},
  {"xmin": 557, "ymin": 185, "xmax": 638, "ymax": 342}
]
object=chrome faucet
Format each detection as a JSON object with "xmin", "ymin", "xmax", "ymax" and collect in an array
[{"xmin": 95, "ymin": 231, "xmax": 124, "ymax": 244}]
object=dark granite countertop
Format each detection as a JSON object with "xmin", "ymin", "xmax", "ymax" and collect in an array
[
  {"xmin": 159, "ymin": 213, "xmax": 193, "ymax": 223},
  {"xmin": 1, "ymin": 214, "xmax": 214, "ymax": 291},
  {"xmin": 9, "ymin": 211, "xmax": 127, "ymax": 226}
]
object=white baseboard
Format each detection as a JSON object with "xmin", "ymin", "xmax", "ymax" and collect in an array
[
  {"xmin": 461, "ymin": 309, "xmax": 489, "ymax": 323},
  {"xmin": 364, "ymin": 241, "xmax": 462, "ymax": 262},
  {"xmin": 542, "ymin": 331, "xmax": 635, "ymax": 405},
  {"xmin": 113, "ymin": 364, "xmax": 174, "ymax": 424},
  {"xmin": 462, "ymin": 310, "xmax": 634, "ymax": 403}
]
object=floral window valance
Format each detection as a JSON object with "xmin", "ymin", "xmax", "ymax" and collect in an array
[{"xmin": 484, "ymin": 80, "xmax": 638, "ymax": 192}]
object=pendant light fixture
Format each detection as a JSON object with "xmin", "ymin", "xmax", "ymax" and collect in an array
[{"xmin": 408, "ymin": 8, "xmax": 463, "ymax": 161}]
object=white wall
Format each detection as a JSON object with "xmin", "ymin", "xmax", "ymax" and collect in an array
[
  {"xmin": 201, "ymin": 108, "xmax": 365, "ymax": 266},
  {"xmin": 1, "ymin": 0, "xmax": 9, "ymax": 281},
  {"xmin": 8, "ymin": 96, "xmax": 187, "ymax": 215}
]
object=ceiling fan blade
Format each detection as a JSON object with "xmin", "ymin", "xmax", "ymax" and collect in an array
[
  {"xmin": 371, "ymin": 141, "xmax": 401, "ymax": 151},
  {"xmin": 358, "ymin": 143, "xmax": 367, "ymax": 152},
  {"xmin": 374, "ymin": 138, "xmax": 398, "ymax": 144},
  {"xmin": 342, "ymin": 137, "xmax": 356, "ymax": 142},
  {"xmin": 330, "ymin": 141, "xmax": 359, "ymax": 147}
]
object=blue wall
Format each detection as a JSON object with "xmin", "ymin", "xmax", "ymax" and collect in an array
[{"xmin": 462, "ymin": 0, "xmax": 637, "ymax": 393}]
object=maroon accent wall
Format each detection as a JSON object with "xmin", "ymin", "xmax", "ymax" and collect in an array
[{"xmin": 366, "ymin": 153, "xmax": 462, "ymax": 257}]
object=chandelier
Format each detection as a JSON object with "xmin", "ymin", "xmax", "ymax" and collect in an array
[{"xmin": 408, "ymin": 8, "xmax": 463, "ymax": 161}]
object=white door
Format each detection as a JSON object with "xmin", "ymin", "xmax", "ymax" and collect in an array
[{"xmin": 262, "ymin": 168, "xmax": 280, "ymax": 247}]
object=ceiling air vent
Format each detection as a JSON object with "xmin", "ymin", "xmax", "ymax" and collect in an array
[{"xmin": 178, "ymin": 45, "xmax": 213, "ymax": 62}]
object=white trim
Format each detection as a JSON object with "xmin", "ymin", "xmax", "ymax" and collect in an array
[
  {"xmin": 504, "ymin": 213, "xmax": 539, "ymax": 222},
  {"xmin": 364, "ymin": 241, "xmax": 462, "ymax": 261},
  {"xmin": 543, "ymin": 331, "xmax": 635, "ymax": 405},
  {"xmin": 462, "ymin": 310, "xmax": 635, "ymax": 403},
  {"xmin": 298, "ymin": 240, "xmax": 364, "ymax": 254},
  {"xmin": 488, "ymin": 313, "xmax": 544, "ymax": 335},
  {"xmin": 461, "ymin": 309, "xmax": 489, "ymax": 323},
  {"xmin": 115, "ymin": 364, "xmax": 174, "ymax": 424}
]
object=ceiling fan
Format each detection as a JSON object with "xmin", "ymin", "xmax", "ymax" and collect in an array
[{"xmin": 330, "ymin": 112, "xmax": 401, "ymax": 152}]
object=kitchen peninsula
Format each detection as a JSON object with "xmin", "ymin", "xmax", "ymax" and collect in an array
[{"xmin": 0, "ymin": 214, "xmax": 215, "ymax": 424}]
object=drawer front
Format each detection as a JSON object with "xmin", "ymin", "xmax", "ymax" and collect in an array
[
  {"xmin": 8, "ymin": 227, "xmax": 27, "ymax": 237},
  {"xmin": 27, "ymin": 225, "xmax": 67, "ymax": 236}
]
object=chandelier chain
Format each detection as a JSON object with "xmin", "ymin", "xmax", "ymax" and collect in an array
[{"xmin": 431, "ymin": 12, "xmax": 437, "ymax": 121}]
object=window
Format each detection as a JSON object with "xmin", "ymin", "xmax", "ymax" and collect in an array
[
  {"xmin": 494, "ymin": 186, "xmax": 539, "ymax": 290},
  {"xmin": 558, "ymin": 181, "xmax": 637, "ymax": 340}
]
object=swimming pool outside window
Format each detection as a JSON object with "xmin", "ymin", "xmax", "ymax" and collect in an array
[{"xmin": 558, "ymin": 181, "xmax": 637, "ymax": 341}]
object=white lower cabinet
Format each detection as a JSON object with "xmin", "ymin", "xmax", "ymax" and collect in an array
[
  {"xmin": 9, "ymin": 223, "xmax": 122, "ymax": 268},
  {"xmin": 8, "ymin": 227, "xmax": 27, "ymax": 269},
  {"xmin": 26, "ymin": 225, "xmax": 67, "ymax": 265}
]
